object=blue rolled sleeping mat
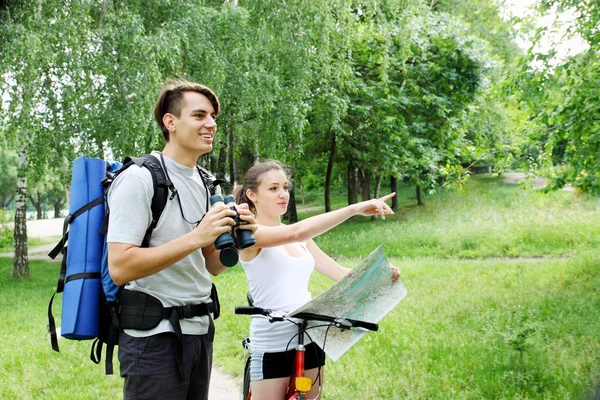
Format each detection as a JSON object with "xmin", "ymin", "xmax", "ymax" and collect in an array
[{"xmin": 61, "ymin": 157, "xmax": 107, "ymax": 339}]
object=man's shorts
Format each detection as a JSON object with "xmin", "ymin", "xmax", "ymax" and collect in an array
[{"xmin": 250, "ymin": 342, "xmax": 326, "ymax": 381}]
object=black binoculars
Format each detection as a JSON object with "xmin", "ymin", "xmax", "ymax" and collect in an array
[{"xmin": 210, "ymin": 194, "xmax": 256, "ymax": 267}]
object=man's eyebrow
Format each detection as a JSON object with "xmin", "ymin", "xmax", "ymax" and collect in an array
[{"xmin": 190, "ymin": 108, "xmax": 214, "ymax": 114}]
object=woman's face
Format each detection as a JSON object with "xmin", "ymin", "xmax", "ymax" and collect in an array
[{"xmin": 251, "ymin": 169, "xmax": 289, "ymax": 217}]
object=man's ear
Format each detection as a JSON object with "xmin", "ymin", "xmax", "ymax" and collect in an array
[{"xmin": 163, "ymin": 113, "xmax": 176, "ymax": 132}]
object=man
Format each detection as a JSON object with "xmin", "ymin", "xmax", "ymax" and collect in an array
[{"xmin": 107, "ymin": 79, "xmax": 256, "ymax": 399}]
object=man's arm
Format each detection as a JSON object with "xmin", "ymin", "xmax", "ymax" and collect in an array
[
  {"xmin": 203, "ymin": 245, "xmax": 227, "ymax": 276},
  {"xmin": 108, "ymin": 204, "xmax": 236, "ymax": 285}
]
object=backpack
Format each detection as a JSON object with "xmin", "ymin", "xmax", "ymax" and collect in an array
[{"xmin": 47, "ymin": 154, "xmax": 222, "ymax": 375}]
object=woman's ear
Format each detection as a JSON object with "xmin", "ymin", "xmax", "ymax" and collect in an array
[{"xmin": 246, "ymin": 188, "xmax": 256, "ymax": 202}]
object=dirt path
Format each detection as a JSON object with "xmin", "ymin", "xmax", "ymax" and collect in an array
[
  {"xmin": 0, "ymin": 218, "xmax": 241, "ymax": 400},
  {"xmin": 502, "ymin": 172, "xmax": 573, "ymax": 191}
]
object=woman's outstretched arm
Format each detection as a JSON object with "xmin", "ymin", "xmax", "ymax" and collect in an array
[{"xmin": 251, "ymin": 193, "xmax": 396, "ymax": 249}]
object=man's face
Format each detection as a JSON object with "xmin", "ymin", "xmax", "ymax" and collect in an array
[{"xmin": 169, "ymin": 91, "xmax": 217, "ymax": 156}]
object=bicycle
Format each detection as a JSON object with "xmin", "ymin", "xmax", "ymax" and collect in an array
[{"xmin": 235, "ymin": 305, "xmax": 379, "ymax": 400}]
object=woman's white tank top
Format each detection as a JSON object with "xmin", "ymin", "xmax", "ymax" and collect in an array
[{"xmin": 240, "ymin": 243, "xmax": 315, "ymax": 352}]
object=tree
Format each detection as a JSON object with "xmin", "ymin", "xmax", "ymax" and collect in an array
[
  {"xmin": 1, "ymin": 1, "xmax": 162, "ymax": 275},
  {"xmin": 0, "ymin": 149, "xmax": 17, "ymax": 208},
  {"xmin": 511, "ymin": 0, "xmax": 599, "ymax": 193},
  {"xmin": 342, "ymin": 6, "xmax": 491, "ymax": 205}
]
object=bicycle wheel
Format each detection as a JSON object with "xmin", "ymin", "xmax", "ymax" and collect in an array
[{"xmin": 242, "ymin": 355, "xmax": 252, "ymax": 400}]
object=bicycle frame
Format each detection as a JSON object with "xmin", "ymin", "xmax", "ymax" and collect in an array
[
  {"xmin": 241, "ymin": 319, "xmax": 315, "ymax": 400},
  {"xmin": 236, "ymin": 306, "xmax": 378, "ymax": 400},
  {"xmin": 285, "ymin": 319, "xmax": 313, "ymax": 400}
]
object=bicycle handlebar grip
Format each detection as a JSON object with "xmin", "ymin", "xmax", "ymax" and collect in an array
[
  {"xmin": 351, "ymin": 320, "xmax": 379, "ymax": 332},
  {"xmin": 235, "ymin": 306, "xmax": 268, "ymax": 315}
]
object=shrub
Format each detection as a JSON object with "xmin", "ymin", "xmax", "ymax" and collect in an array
[{"xmin": 0, "ymin": 224, "xmax": 13, "ymax": 249}]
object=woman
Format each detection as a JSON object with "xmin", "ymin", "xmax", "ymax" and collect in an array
[{"xmin": 235, "ymin": 160, "xmax": 400, "ymax": 400}]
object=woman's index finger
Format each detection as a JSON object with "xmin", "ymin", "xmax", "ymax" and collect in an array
[{"xmin": 378, "ymin": 192, "xmax": 396, "ymax": 202}]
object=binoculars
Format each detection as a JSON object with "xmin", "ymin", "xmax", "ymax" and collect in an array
[{"xmin": 210, "ymin": 194, "xmax": 256, "ymax": 267}]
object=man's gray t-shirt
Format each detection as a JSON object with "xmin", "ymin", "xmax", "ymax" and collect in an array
[{"xmin": 107, "ymin": 152, "xmax": 216, "ymax": 337}]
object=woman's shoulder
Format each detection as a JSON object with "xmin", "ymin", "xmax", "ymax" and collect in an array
[{"xmin": 239, "ymin": 246, "xmax": 263, "ymax": 263}]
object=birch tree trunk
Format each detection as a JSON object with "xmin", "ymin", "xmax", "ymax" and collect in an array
[{"xmin": 13, "ymin": 145, "xmax": 29, "ymax": 278}]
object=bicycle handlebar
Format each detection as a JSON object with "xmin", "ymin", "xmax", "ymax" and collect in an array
[
  {"xmin": 234, "ymin": 306, "xmax": 379, "ymax": 332},
  {"xmin": 234, "ymin": 306, "xmax": 269, "ymax": 316}
]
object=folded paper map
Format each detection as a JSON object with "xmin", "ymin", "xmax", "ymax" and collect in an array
[{"xmin": 288, "ymin": 245, "xmax": 407, "ymax": 361}]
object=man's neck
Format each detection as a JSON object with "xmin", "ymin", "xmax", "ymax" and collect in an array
[{"xmin": 162, "ymin": 144, "xmax": 203, "ymax": 168}]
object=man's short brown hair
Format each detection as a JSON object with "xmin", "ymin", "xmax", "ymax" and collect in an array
[{"xmin": 154, "ymin": 79, "xmax": 220, "ymax": 141}]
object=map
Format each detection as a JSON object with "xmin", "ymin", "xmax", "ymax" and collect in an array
[{"xmin": 287, "ymin": 245, "xmax": 407, "ymax": 361}]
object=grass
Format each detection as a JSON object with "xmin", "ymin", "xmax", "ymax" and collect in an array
[
  {"xmin": 1, "ymin": 174, "xmax": 600, "ymax": 399},
  {"xmin": 0, "ymin": 235, "xmax": 61, "ymax": 254},
  {"xmin": 0, "ymin": 259, "xmax": 122, "ymax": 399}
]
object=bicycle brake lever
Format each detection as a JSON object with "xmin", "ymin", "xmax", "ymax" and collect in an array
[
  {"xmin": 334, "ymin": 318, "xmax": 353, "ymax": 330},
  {"xmin": 268, "ymin": 311, "xmax": 287, "ymax": 323}
]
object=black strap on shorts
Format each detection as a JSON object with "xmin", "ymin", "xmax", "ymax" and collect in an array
[{"xmin": 118, "ymin": 289, "xmax": 216, "ymax": 378}]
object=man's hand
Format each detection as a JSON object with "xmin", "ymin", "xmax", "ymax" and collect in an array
[{"xmin": 193, "ymin": 202, "xmax": 237, "ymax": 247}]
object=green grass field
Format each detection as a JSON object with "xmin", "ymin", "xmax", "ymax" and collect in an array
[{"xmin": 1, "ymin": 174, "xmax": 599, "ymax": 399}]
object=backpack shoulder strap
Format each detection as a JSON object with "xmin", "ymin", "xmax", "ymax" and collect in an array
[
  {"xmin": 123, "ymin": 154, "xmax": 172, "ymax": 248},
  {"xmin": 196, "ymin": 165, "xmax": 226, "ymax": 196}
]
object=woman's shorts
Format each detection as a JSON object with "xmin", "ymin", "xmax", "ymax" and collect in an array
[{"xmin": 250, "ymin": 342, "xmax": 326, "ymax": 381}]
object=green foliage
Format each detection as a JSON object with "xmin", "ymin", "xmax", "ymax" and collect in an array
[
  {"xmin": 0, "ymin": 149, "xmax": 17, "ymax": 208},
  {"xmin": 509, "ymin": 0, "xmax": 600, "ymax": 194},
  {"xmin": 1, "ymin": 176, "xmax": 599, "ymax": 398},
  {"xmin": 219, "ymin": 175, "xmax": 600, "ymax": 398},
  {"xmin": 0, "ymin": 225, "xmax": 13, "ymax": 249}
]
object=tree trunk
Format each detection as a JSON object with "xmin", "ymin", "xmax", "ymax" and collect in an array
[
  {"xmin": 216, "ymin": 146, "xmax": 227, "ymax": 181},
  {"xmin": 209, "ymin": 153, "xmax": 216, "ymax": 173},
  {"xmin": 416, "ymin": 184, "xmax": 424, "ymax": 206},
  {"xmin": 13, "ymin": 146, "xmax": 29, "ymax": 278},
  {"xmin": 27, "ymin": 192, "xmax": 43, "ymax": 219},
  {"xmin": 371, "ymin": 176, "xmax": 381, "ymax": 221},
  {"xmin": 228, "ymin": 126, "xmax": 238, "ymax": 186},
  {"xmin": 53, "ymin": 195, "xmax": 64, "ymax": 218},
  {"xmin": 283, "ymin": 167, "xmax": 298, "ymax": 223},
  {"xmin": 359, "ymin": 168, "xmax": 371, "ymax": 201},
  {"xmin": 2, "ymin": 195, "xmax": 14, "ymax": 209},
  {"xmin": 390, "ymin": 176, "xmax": 398, "ymax": 211},
  {"xmin": 347, "ymin": 163, "xmax": 358, "ymax": 205},
  {"xmin": 325, "ymin": 132, "xmax": 336, "ymax": 213},
  {"xmin": 251, "ymin": 136, "xmax": 259, "ymax": 166}
]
